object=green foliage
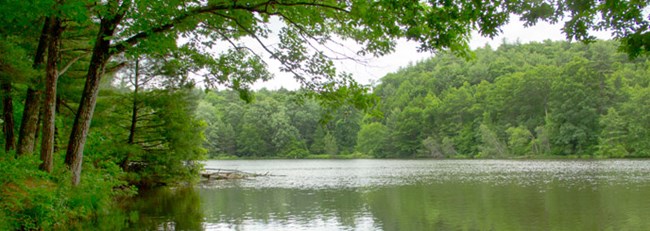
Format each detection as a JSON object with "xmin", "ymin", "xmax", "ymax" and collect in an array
[
  {"xmin": 477, "ymin": 124, "xmax": 508, "ymax": 158},
  {"xmin": 282, "ymin": 140, "xmax": 310, "ymax": 159},
  {"xmin": 363, "ymin": 40, "xmax": 650, "ymax": 158},
  {"xmin": 198, "ymin": 90, "xmax": 365, "ymax": 158},
  {"xmin": 0, "ymin": 37, "xmax": 35, "ymax": 83},
  {"xmin": 0, "ymin": 153, "xmax": 132, "ymax": 230},
  {"xmin": 596, "ymin": 87, "xmax": 650, "ymax": 157},
  {"xmin": 621, "ymin": 89, "xmax": 650, "ymax": 157},
  {"xmin": 506, "ymin": 126, "xmax": 533, "ymax": 156},
  {"xmin": 194, "ymin": 40, "xmax": 650, "ymax": 159},
  {"xmin": 596, "ymin": 108, "xmax": 628, "ymax": 158},
  {"xmin": 136, "ymin": 90, "xmax": 206, "ymax": 186},
  {"xmin": 321, "ymin": 133, "xmax": 339, "ymax": 156},
  {"xmin": 547, "ymin": 57, "xmax": 603, "ymax": 155},
  {"xmin": 390, "ymin": 106, "xmax": 426, "ymax": 157},
  {"xmin": 3, "ymin": 1, "xmax": 649, "ymax": 229},
  {"xmin": 418, "ymin": 136, "xmax": 444, "ymax": 158},
  {"xmin": 93, "ymin": 57, "xmax": 207, "ymax": 187},
  {"xmin": 356, "ymin": 122, "xmax": 389, "ymax": 158}
]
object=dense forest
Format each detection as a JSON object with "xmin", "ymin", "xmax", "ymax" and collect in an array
[
  {"xmin": 1, "ymin": 0, "xmax": 648, "ymax": 229},
  {"xmin": 198, "ymin": 40, "xmax": 650, "ymax": 159}
]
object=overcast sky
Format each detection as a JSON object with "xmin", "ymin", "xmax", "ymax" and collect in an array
[{"xmin": 246, "ymin": 17, "xmax": 612, "ymax": 90}]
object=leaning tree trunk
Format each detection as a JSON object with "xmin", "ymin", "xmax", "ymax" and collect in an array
[
  {"xmin": 39, "ymin": 16, "xmax": 63, "ymax": 173},
  {"xmin": 65, "ymin": 16, "xmax": 122, "ymax": 186},
  {"xmin": 2, "ymin": 81, "xmax": 15, "ymax": 152},
  {"xmin": 17, "ymin": 17, "xmax": 50, "ymax": 156},
  {"xmin": 17, "ymin": 89, "xmax": 42, "ymax": 155}
]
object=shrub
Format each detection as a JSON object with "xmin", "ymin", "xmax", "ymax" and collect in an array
[{"xmin": 0, "ymin": 152, "xmax": 133, "ymax": 230}]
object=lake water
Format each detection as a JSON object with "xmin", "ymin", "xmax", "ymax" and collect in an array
[{"xmin": 123, "ymin": 159, "xmax": 650, "ymax": 230}]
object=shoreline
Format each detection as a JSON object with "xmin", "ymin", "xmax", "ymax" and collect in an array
[{"xmin": 207, "ymin": 155, "xmax": 650, "ymax": 161}]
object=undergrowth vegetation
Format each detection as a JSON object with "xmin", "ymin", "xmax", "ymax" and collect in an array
[{"xmin": 0, "ymin": 152, "xmax": 134, "ymax": 230}]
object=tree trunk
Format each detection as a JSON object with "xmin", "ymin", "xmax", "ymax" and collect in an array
[
  {"xmin": 34, "ymin": 107, "xmax": 43, "ymax": 149},
  {"xmin": 54, "ymin": 96, "xmax": 61, "ymax": 153},
  {"xmin": 17, "ymin": 89, "xmax": 42, "ymax": 155},
  {"xmin": 40, "ymin": 16, "xmax": 63, "ymax": 173},
  {"xmin": 122, "ymin": 58, "xmax": 139, "ymax": 172},
  {"xmin": 17, "ymin": 17, "xmax": 50, "ymax": 156},
  {"xmin": 65, "ymin": 16, "xmax": 121, "ymax": 185},
  {"xmin": 2, "ymin": 82, "xmax": 15, "ymax": 152}
]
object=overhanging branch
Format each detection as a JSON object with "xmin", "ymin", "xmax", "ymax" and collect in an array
[
  {"xmin": 108, "ymin": 1, "xmax": 347, "ymax": 56},
  {"xmin": 213, "ymin": 12, "xmax": 308, "ymax": 86}
]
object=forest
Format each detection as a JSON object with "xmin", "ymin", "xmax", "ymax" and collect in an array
[
  {"xmin": 198, "ymin": 40, "xmax": 650, "ymax": 159},
  {"xmin": 1, "ymin": 0, "xmax": 649, "ymax": 230}
]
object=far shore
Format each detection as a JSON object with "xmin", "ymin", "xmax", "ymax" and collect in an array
[{"xmin": 207, "ymin": 154, "xmax": 649, "ymax": 161}]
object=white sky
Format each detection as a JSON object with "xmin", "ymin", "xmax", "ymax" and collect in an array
[{"xmin": 245, "ymin": 17, "xmax": 612, "ymax": 90}]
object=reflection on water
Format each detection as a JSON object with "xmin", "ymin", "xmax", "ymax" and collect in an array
[
  {"xmin": 121, "ymin": 160, "xmax": 650, "ymax": 230},
  {"xmin": 123, "ymin": 187, "xmax": 204, "ymax": 231}
]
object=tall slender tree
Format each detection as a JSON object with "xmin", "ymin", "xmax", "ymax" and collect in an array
[
  {"xmin": 40, "ymin": 15, "xmax": 64, "ymax": 172},
  {"xmin": 2, "ymin": 80, "xmax": 15, "ymax": 152},
  {"xmin": 122, "ymin": 57, "xmax": 140, "ymax": 171}
]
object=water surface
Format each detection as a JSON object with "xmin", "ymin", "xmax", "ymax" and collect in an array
[{"xmin": 126, "ymin": 159, "xmax": 650, "ymax": 230}]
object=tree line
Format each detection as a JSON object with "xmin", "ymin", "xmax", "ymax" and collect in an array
[
  {"xmin": 198, "ymin": 89, "xmax": 362, "ymax": 158},
  {"xmin": 198, "ymin": 40, "xmax": 650, "ymax": 158}
]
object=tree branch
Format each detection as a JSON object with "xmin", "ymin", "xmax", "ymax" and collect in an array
[
  {"xmin": 109, "ymin": 1, "xmax": 347, "ymax": 56},
  {"xmin": 105, "ymin": 62, "xmax": 127, "ymax": 74},
  {"xmin": 136, "ymin": 112, "xmax": 158, "ymax": 119},
  {"xmin": 274, "ymin": 12, "xmax": 369, "ymax": 63},
  {"xmin": 60, "ymin": 48, "xmax": 92, "ymax": 52},
  {"xmin": 213, "ymin": 12, "xmax": 308, "ymax": 86},
  {"xmin": 58, "ymin": 52, "xmax": 90, "ymax": 77},
  {"xmin": 58, "ymin": 99, "xmax": 77, "ymax": 116},
  {"xmin": 135, "ymin": 124, "xmax": 165, "ymax": 129}
]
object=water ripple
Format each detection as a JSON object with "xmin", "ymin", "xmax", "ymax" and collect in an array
[{"xmin": 202, "ymin": 159, "xmax": 650, "ymax": 190}]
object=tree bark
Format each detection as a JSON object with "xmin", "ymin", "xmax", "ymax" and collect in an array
[
  {"xmin": 17, "ymin": 17, "xmax": 50, "ymax": 156},
  {"xmin": 39, "ymin": 16, "xmax": 63, "ymax": 173},
  {"xmin": 34, "ymin": 107, "xmax": 43, "ymax": 149},
  {"xmin": 2, "ymin": 82, "xmax": 15, "ymax": 152},
  {"xmin": 17, "ymin": 89, "xmax": 42, "ymax": 155},
  {"xmin": 54, "ymin": 96, "xmax": 61, "ymax": 153},
  {"xmin": 65, "ymin": 13, "xmax": 124, "ymax": 185}
]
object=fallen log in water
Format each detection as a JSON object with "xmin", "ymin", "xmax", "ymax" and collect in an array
[{"xmin": 200, "ymin": 168, "xmax": 269, "ymax": 180}]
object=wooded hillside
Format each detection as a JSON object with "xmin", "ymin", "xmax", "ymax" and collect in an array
[{"xmin": 199, "ymin": 40, "xmax": 650, "ymax": 158}]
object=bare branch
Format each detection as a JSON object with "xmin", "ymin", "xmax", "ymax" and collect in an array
[
  {"xmin": 135, "ymin": 124, "xmax": 166, "ymax": 129},
  {"xmin": 105, "ymin": 62, "xmax": 128, "ymax": 74},
  {"xmin": 58, "ymin": 52, "xmax": 90, "ymax": 77},
  {"xmin": 136, "ymin": 112, "xmax": 158, "ymax": 118},
  {"xmin": 60, "ymin": 48, "xmax": 92, "ymax": 52},
  {"xmin": 274, "ymin": 12, "xmax": 369, "ymax": 64},
  {"xmin": 214, "ymin": 12, "xmax": 308, "ymax": 86},
  {"xmin": 208, "ymin": 26, "xmax": 267, "ymax": 65},
  {"xmin": 58, "ymin": 99, "xmax": 77, "ymax": 116}
]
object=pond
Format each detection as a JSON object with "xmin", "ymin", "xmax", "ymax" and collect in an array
[{"xmin": 122, "ymin": 159, "xmax": 650, "ymax": 230}]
